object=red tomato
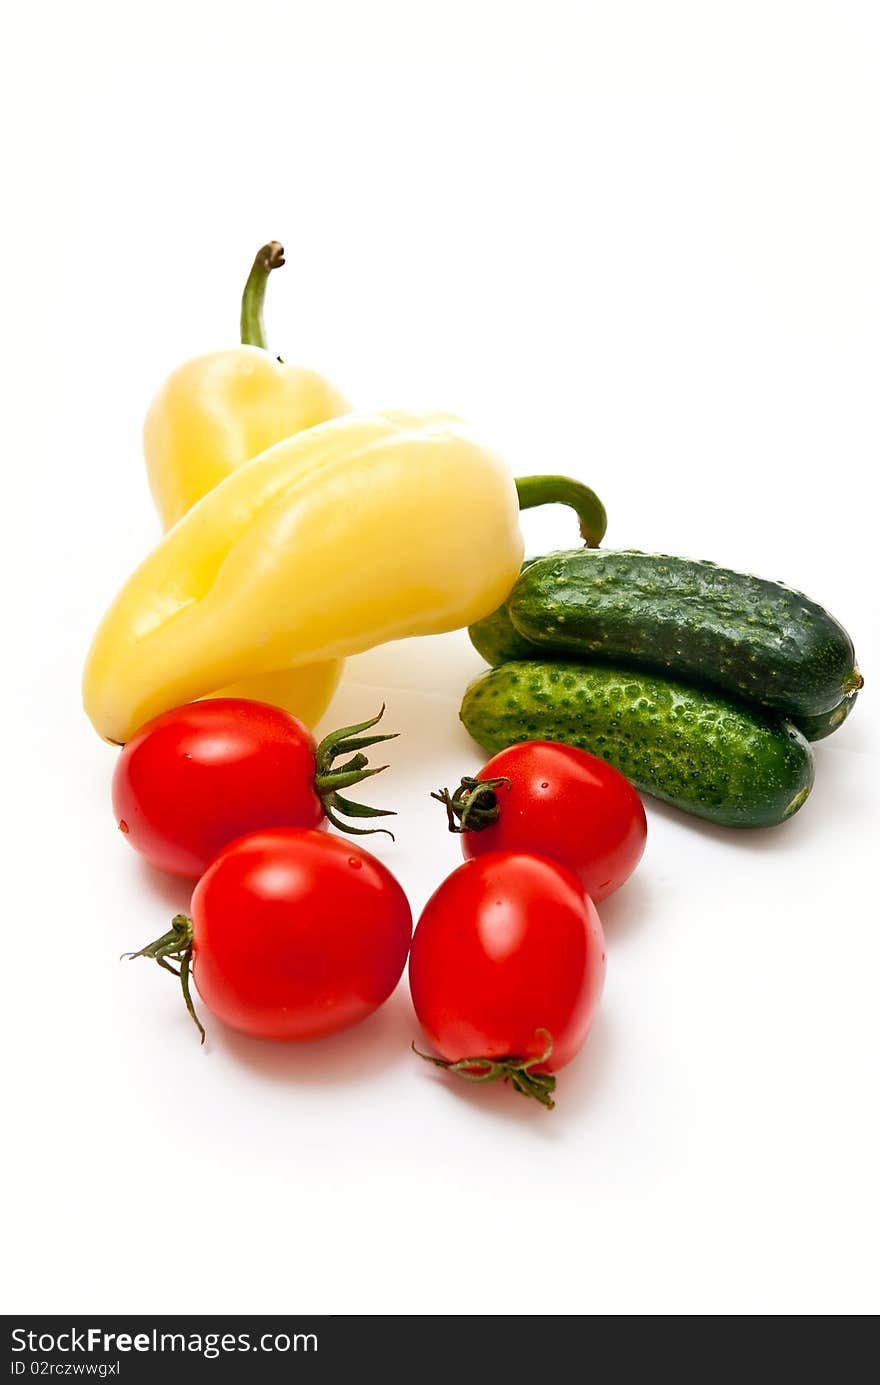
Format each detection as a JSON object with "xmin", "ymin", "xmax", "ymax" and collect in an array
[
  {"xmin": 112, "ymin": 699, "xmax": 394, "ymax": 878},
  {"xmin": 409, "ymin": 852, "xmax": 606, "ymax": 1104},
  {"xmin": 436, "ymin": 741, "xmax": 646, "ymax": 902},
  {"xmin": 181, "ymin": 828, "xmax": 411, "ymax": 1041}
]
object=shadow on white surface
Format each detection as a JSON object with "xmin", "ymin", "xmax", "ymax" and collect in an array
[
  {"xmin": 593, "ymin": 870, "xmax": 654, "ymax": 944},
  {"xmin": 133, "ymin": 857, "xmax": 194, "ymax": 915},
  {"xmin": 208, "ymin": 987, "xmax": 416, "ymax": 1088},
  {"xmin": 641, "ymin": 741, "xmax": 871, "ymax": 854},
  {"xmin": 410, "ymin": 1011, "xmax": 616, "ymax": 1138}
]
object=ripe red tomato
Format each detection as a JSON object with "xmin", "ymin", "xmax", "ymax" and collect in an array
[
  {"xmin": 408, "ymin": 852, "xmax": 606, "ymax": 1105},
  {"xmin": 435, "ymin": 741, "xmax": 646, "ymax": 902},
  {"xmin": 131, "ymin": 828, "xmax": 413, "ymax": 1042},
  {"xmin": 112, "ymin": 699, "xmax": 395, "ymax": 878}
]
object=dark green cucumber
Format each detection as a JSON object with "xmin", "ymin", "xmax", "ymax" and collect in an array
[
  {"xmin": 796, "ymin": 688, "xmax": 859, "ymax": 742},
  {"xmin": 470, "ymin": 550, "xmax": 652, "ymax": 667},
  {"xmin": 469, "ymin": 602, "xmax": 539, "ymax": 666},
  {"xmin": 509, "ymin": 550, "xmax": 862, "ymax": 721},
  {"xmin": 460, "ymin": 661, "xmax": 814, "ymax": 827},
  {"xmin": 471, "ymin": 605, "xmax": 860, "ymax": 742},
  {"xmin": 468, "ymin": 559, "xmax": 542, "ymax": 665}
]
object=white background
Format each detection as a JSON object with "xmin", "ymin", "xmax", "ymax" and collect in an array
[{"xmin": 3, "ymin": 1, "xmax": 878, "ymax": 1316}]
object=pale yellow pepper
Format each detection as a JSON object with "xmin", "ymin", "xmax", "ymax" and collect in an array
[
  {"xmin": 84, "ymin": 410, "xmax": 525, "ymax": 744},
  {"xmin": 87, "ymin": 244, "xmax": 608, "ymax": 745},
  {"xmin": 145, "ymin": 346, "xmax": 349, "ymax": 529},
  {"xmin": 143, "ymin": 242, "xmax": 349, "ymax": 726}
]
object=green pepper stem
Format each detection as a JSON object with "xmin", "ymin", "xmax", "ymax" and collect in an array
[
  {"xmin": 515, "ymin": 475, "xmax": 607, "ymax": 548},
  {"xmin": 240, "ymin": 241, "xmax": 286, "ymax": 350}
]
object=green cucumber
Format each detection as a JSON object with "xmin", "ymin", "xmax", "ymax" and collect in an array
[
  {"xmin": 475, "ymin": 472, "xmax": 607, "ymax": 663},
  {"xmin": 468, "ymin": 602, "xmax": 538, "ymax": 666},
  {"xmin": 509, "ymin": 550, "xmax": 862, "ymax": 721},
  {"xmin": 468, "ymin": 559, "xmax": 542, "ymax": 666},
  {"xmin": 795, "ymin": 688, "xmax": 859, "ymax": 742},
  {"xmin": 460, "ymin": 660, "xmax": 814, "ymax": 828}
]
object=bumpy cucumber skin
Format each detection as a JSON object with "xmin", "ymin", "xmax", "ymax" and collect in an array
[
  {"xmin": 796, "ymin": 689, "xmax": 859, "ymax": 742},
  {"xmin": 468, "ymin": 615, "xmax": 859, "ymax": 739},
  {"xmin": 460, "ymin": 661, "xmax": 815, "ymax": 828},
  {"xmin": 509, "ymin": 550, "xmax": 860, "ymax": 720}
]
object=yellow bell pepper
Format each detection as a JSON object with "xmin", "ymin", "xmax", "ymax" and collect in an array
[
  {"xmin": 144, "ymin": 243, "xmax": 349, "ymax": 527},
  {"xmin": 142, "ymin": 242, "xmax": 349, "ymax": 726},
  {"xmin": 83, "ymin": 407, "xmax": 607, "ymax": 745}
]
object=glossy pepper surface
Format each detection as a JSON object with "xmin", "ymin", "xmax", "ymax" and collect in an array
[
  {"xmin": 142, "ymin": 242, "xmax": 348, "ymax": 726},
  {"xmin": 83, "ymin": 409, "xmax": 526, "ymax": 744},
  {"xmin": 144, "ymin": 242, "xmax": 349, "ymax": 528}
]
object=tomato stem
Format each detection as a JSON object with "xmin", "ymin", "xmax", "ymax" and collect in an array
[
  {"xmin": 515, "ymin": 475, "xmax": 607, "ymax": 548},
  {"xmin": 122, "ymin": 914, "xmax": 206, "ymax": 1044},
  {"xmin": 240, "ymin": 241, "xmax": 285, "ymax": 351},
  {"xmin": 314, "ymin": 706, "xmax": 399, "ymax": 838},
  {"xmin": 413, "ymin": 1030, "xmax": 556, "ymax": 1108},
  {"xmin": 431, "ymin": 776, "xmax": 511, "ymax": 833}
]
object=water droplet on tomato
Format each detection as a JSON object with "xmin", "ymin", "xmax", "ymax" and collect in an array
[
  {"xmin": 118, "ymin": 820, "xmax": 129, "ymax": 834},
  {"xmin": 348, "ymin": 857, "xmax": 362, "ymax": 870},
  {"xmin": 540, "ymin": 781, "xmax": 549, "ymax": 789}
]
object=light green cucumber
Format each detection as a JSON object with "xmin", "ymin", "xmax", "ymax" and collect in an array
[{"xmin": 460, "ymin": 660, "xmax": 815, "ymax": 828}]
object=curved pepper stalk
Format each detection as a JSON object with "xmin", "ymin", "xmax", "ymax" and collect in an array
[
  {"xmin": 140, "ymin": 240, "xmax": 350, "ymax": 730},
  {"xmin": 515, "ymin": 475, "xmax": 607, "ymax": 549},
  {"xmin": 240, "ymin": 240, "xmax": 286, "ymax": 351}
]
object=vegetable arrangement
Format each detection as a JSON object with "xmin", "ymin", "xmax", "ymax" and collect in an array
[
  {"xmin": 83, "ymin": 246, "xmax": 604, "ymax": 746},
  {"xmin": 83, "ymin": 240, "xmax": 863, "ymax": 1112},
  {"xmin": 466, "ymin": 551, "xmax": 861, "ymax": 825}
]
